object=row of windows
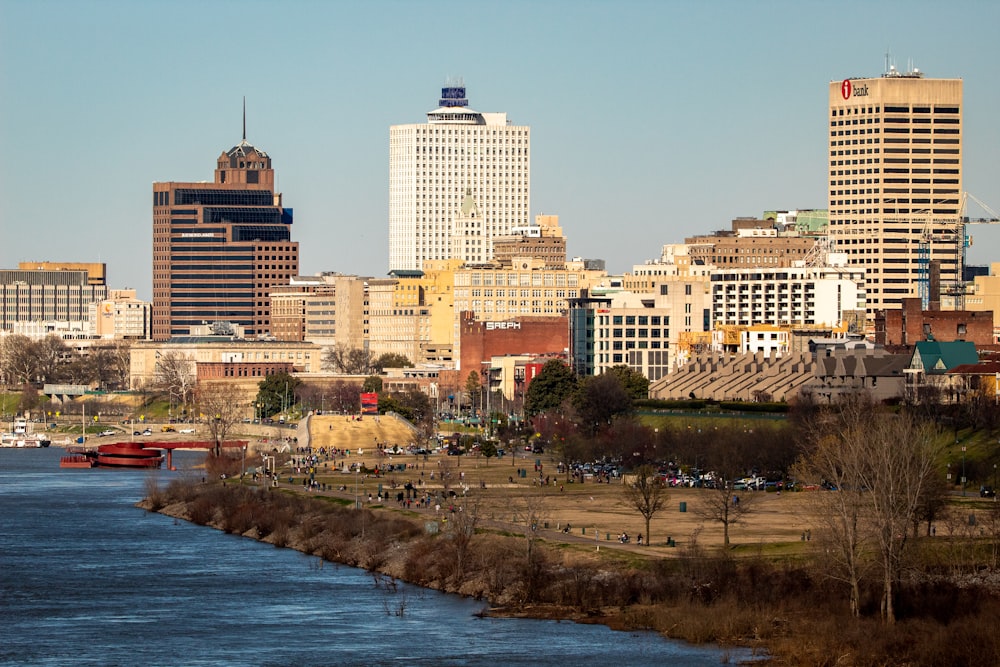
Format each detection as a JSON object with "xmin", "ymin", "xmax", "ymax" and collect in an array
[
  {"xmin": 599, "ymin": 328, "xmax": 669, "ymax": 339},
  {"xmin": 602, "ymin": 315, "xmax": 668, "ymax": 326},
  {"xmin": 831, "ymin": 106, "xmax": 959, "ymax": 116}
]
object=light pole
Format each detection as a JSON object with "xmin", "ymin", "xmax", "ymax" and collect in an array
[
  {"xmin": 962, "ymin": 446, "xmax": 967, "ymax": 497},
  {"xmin": 354, "ymin": 464, "xmax": 360, "ymax": 509}
]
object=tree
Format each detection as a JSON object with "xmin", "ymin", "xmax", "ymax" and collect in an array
[
  {"xmin": 107, "ymin": 340, "xmax": 133, "ymax": 391},
  {"xmin": 509, "ymin": 491, "xmax": 549, "ymax": 601},
  {"xmin": 362, "ymin": 375, "xmax": 383, "ymax": 393},
  {"xmin": 464, "ymin": 371, "xmax": 482, "ymax": 415},
  {"xmin": 322, "ymin": 345, "xmax": 373, "ymax": 375},
  {"xmin": 18, "ymin": 383, "xmax": 40, "ymax": 414},
  {"xmin": 329, "ymin": 381, "xmax": 363, "ymax": 413},
  {"xmin": 154, "ymin": 351, "xmax": 196, "ymax": 409},
  {"xmin": 795, "ymin": 395, "xmax": 944, "ymax": 623},
  {"xmin": 256, "ymin": 372, "xmax": 302, "ymax": 419},
  {"xmin": 479, "ymin": 440, "xmax": 498, "ymax": 465},
  {"xmin": 0, "ymin": 335, "xmax": 38, "ymax": 385},
  {"xmin": 622, "ymin": 464, "xmax": 668, "ymax": 546},
  {"xmin": 860, "ymin": 415, "xmax": 940, "ymax": 624},
  {"xmin": 372, "ymin": 353, "xmax": 413, "ymax": 373},
  {"xmin": 34, "ymin": 335, "xmax": 70, "ymax": 384},
  {"xmin": 693, "ymin": 428, "xmax": 756, "ymax": 549},
  {"xmin": 524, "ymin": 359, "xmax": 577, "ymax": 417},
  {"xmin": 605, "ymin": 365, "xmax": 650, "ymax": 401},
  {"xmin": 574, "ymin": 372, "xmax": 633, "ymax": 435},
  {"xmin": 196, "ymin": 382, "xmax": 245, "ymax": 456},
  {"xmin": 793, "ymin": 402, "xmax": 873, "ymax": 618}
]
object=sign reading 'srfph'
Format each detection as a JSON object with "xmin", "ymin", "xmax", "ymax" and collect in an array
[{"xmin": 485, "ymin": 321, "xmax": 522, "ymax": 331}]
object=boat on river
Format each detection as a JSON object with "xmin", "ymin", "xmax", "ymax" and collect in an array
[
  {"xmin": 1, "ymin": 432, "xmax": 51, "ymax": 448},
  {"xmin": 59, "ymin": 454, "xmax": 98, "ymax": 469}
]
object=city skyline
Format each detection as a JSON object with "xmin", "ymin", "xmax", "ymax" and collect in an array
[{"xmin": 2, "ymin": 1, "xmax": 999, "ymax": 300}]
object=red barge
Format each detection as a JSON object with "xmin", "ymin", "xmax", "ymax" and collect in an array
[{"xmin": 60, "ymin": 440, "xmax": 248, "ymax": 469}]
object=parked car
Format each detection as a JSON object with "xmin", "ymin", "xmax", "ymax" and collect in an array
[
  {"xmin": 179, "ymin": 428, "xmax": 195, "ymax": 434},
  {"xmin": 98, "ymin": 430, "xmax": 116, "ymax": 437},
  {"xmin": 981, "ymin": 486, "xmax": 996, "ymax": 498}
]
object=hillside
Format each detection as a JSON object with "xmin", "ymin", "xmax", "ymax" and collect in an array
[{"xmin": 307, "ymin": 413, "xmax": 418, "ymax": 452}]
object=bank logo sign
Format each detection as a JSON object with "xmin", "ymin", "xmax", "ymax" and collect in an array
[{"xmin": 841, "ymin": 79, "xmax": 869, "ymax": 100}]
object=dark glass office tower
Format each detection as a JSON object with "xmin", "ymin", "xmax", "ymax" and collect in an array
[{"xmin": 152, "ymin": 133, "xmax": 298, "ymax": 340}]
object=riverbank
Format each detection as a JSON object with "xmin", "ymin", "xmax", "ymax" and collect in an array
[
  {"xmin": 141, "ymin": 477, "xmax": 1000, "ymax": 666},
  {"xmin": 139, "ymin": 479, "xmax": 771, "ymax": 651}
]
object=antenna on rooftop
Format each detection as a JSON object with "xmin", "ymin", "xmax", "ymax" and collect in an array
[{"xmin": 242, "ymin": 96, "xmax": 246, "ymax": 142}]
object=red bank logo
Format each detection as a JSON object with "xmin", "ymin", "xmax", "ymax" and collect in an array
[{"xmin": 841, "ymin": 79, "xmax": 869, "ymax": 100}]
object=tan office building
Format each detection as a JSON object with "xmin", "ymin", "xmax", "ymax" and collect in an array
[{"xmin": 828, "ymin": 68, "xmax": 962, "ymax": 314}]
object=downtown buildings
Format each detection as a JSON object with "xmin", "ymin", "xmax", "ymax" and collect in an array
[
  {"xmin": 827, "ymin": 66, "xmax": 963, "ymax": 314},
  {"xmin": 389, "ymin": 81, "xmax": 530, "ymax": 271},
  {"xmin": 152, "ymin": 128, "xmax": 299, "ymax": 340}
]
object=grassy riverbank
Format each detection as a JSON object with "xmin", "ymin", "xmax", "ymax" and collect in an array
[{"xmin": 141, "ymin": 472, "xmax": 1000, "ymax": 666}]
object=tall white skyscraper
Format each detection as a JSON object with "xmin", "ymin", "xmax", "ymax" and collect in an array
[{"xmin": 389, "ymin": 81, "xmax": 530, "ymax": 271}]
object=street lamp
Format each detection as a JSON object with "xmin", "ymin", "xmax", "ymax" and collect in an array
[
  {"xmin": 962, "ymin": 446, "xmax": 967, "ymax": 497},
  {"xmin": 354, "ymin": 463, "xmax": 361, "ymax": 509}
]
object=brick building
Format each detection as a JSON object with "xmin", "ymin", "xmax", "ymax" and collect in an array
[
  {"xmin": 458, "ymin": 311, "xmax": 567, "ymax": 387},
  {"xmin": 875, "ymin": 298, "xmax": 994, "ymax": 347}
]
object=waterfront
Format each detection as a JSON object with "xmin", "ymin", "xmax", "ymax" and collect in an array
[{"xmin": 0, "ymin": 448, "xmax": 754, "ymax": 666}]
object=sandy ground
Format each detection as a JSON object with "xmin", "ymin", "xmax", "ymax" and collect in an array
[{"xmin": 290, "ymin": 447, "xmax": 821, "ymax": 555}]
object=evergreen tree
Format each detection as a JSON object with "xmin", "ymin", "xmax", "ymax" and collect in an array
[{"xmin": 524, "ymin": 360, "xmax": 577, "ymax": 417}]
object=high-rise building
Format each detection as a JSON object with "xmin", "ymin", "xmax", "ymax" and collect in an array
[
  {"xmin": 1, "ymin": 263, "xmax": 108, "ymax": 332},
  {"xmin": 389, "ymin": 81, "xmax": 530, "ymax": 271},
  {"xmin": 152, "ymin": 122, "xmax": 298, "ymax": 340},
  {"xmin": 828, "ymin": 66, "xmax": 962, "ymax": 314}
]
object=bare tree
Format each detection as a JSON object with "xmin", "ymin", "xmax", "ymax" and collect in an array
[
  {"xmin": 322, "ymin": 345, "xmax": 373, "ymax": 375},
  {"xmin": 154, "ymin": 351, "xmax": 196, "ymax": 409},
  {"xmin": 859, "ymin": 415, "xmax": 940, "ymax": 624},
  {"xmin": 106, "ymin": 340, "xmax": 133, "ymax": 390},
  {"xmin": 794, "ymin": 399, "xmax": 874, "ymax": 618},
  {"xmin": 509, "ymin": 491, "xmax": 549, "ymax": 600},
  {"xmin": 796, "ymin": 395, "xmax": 943, "ymax": 624},
  {"xmin": 693, "ymin": 428, "xmax": 756, "ymax": 549},
  {"xmin": 195, "ymin": 382, "xmax": 245, "ymax": 457},
  {"xmin": 35, "ymin": 335, "xmax": 70, "ymax": 384},
  {"xmin": 0, "ymin": 334, "xmax": 36, "ymax": 384},
  {"xmin": 622, "ymin": 464, "xmax": 668, "ymax": 546},
  {"xmin": 447, "ymin": 496, "xmax": 481, "ymax": 583}
]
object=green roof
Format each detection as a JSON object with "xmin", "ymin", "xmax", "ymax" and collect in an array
[{"xmin": 910, "ymin": 341, "xmax": 979, "ymax": 374}]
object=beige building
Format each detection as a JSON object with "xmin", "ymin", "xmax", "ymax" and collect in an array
[
  {"xmin": 685, "ymin": 220, "xmax": 819, "ymax": 269},
  {"xmin": 828, "ymin": 68, "xmax": 963, "ymax": 314},
  {"xmin": 88, "ymin": 289, "xmax": 151, "ymax": 339},
  {"xmin": 570, "ymin": 275, "xmax": 712, "ymax": 379},
  {"xmin": 963, "ymin": 262, "xmax": 1000, "ymax": 339},
  {"xmin": 129, "ymin": 338, "xmax": 320, "ymax": 390},
  {"xmin": 270, "ymin": 274, "xmax": 368, "ymax": 347},
  {"xmin": 492, "ymin": 214, "xmax": 567, "ymax": 269},
  {"xmin": 1, "ymin": 264, "xmax": 109, "ymax": 332}
]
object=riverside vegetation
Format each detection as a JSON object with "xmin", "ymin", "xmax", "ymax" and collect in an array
[{"xmin": 142, "ymin": 441, "xmax": 1000, "ymax": 667}]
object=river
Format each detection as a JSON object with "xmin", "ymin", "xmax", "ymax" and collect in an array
[{"xmin": 0, "ymin": 447, "xmax": 756, "ymax": 666}]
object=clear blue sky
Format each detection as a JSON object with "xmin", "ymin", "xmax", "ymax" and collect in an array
[{"xmin": 2, "ymin": 0, "xmax": 999, "ymax": 300}]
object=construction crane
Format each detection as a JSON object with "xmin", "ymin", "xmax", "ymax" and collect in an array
[{"xmin": 948, "ymin": 192, "xmax": 1000, "ymax": 310}]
